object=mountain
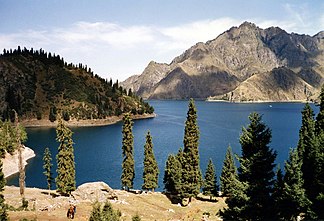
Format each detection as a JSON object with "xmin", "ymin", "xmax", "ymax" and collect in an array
[
  {"xmin": 0, "ymin": 47, "xmax": 154, "ymax": 123},
  {"xmin": 121, "ymin": 22, "xmax": 324, "ymax": 101}
]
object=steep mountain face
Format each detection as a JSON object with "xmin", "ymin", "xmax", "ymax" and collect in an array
[
  {"xmin": 121, "ymin": 22, "xmax": 324, "ymax": 101},
  {"xmin": 0, "ymin": 48, "xmax": 154, "ymax": 122}
]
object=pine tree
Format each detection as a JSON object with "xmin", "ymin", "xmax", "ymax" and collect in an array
[
  {"xmin": 142, "ymin": 131, "xmax": 159, "ymax": 192},
  {"xmin": 297, "ymin": 103, "xmax": 316, "ymax": 158},
  {"xmin": 14, "ymin": 111, "xmax": 25, "ymax": 199},
  {"xmin": 163, "ymin": 154, "xmax": 182, "ymax": 196},
  {"xmin": 56, "ymin": 115, "xmax": 76, "ymax": 195},
  {"xmin": 297, "ymin": 103, "xmax": 318, "ymax": 203},
  {"xmin": 0, "ymin": 159, "xmax": 8, "ymax": 221},
  {"xmin": 180, "ymin": 98, "xmax": 202, "ymax": 201},
  {"xmin": 218, "ymin": 176, "xmax": 249, "ymax": 221},
  {"xmin": 121, "ymin": 113, "xmax": 135, "ymax": 191},
  {"xmin": 273, "ymin": 167, "xmax": 285, "ymax": 220},
  {"xmin": 202, "ymin": 159, "xmax": 218, "ymax": 200},
  {"xmin": 89, "ymin": 202, "xmax": 102, "ymax": 221},
  {"xmin": 89, "ymin": 201, "xmax": 121, "ymax": 221},
  {"xmin": 220, "ymin": 145, "xmax": 237, "ymax": 197},
  {"xmin": 313, "ymin": 86, "xmax": 324, "ymax": 219},
  {"xmin": 43, "ymin": 147, "xmax": 53, "ymax": 192},
  {"xmin": 279, "ymin": 148, "xmax": 311, "ymax": 220},
  {"xmin": 238, "ymin": 112, "xmax": 277, "ymax": 220},
  {"xmin": 316, "ymin": 86, "xmax": 324, "ymax": 133},
  {"xmin": 101, "ymin": 201, "xmax": 121, "ymax": 221}
]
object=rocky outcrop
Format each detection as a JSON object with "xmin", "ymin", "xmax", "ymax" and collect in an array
[
  {"xmin": 3, "ymin": 145, "xmax": 36, "ymax": 178},
  {"xmin": 120, "ymin": 61, "xmax": 170, "ymax": 98},
  {"xmin": 122, "ymin": 22, "xmax": 324, "ymax": 101},
  {"xmin": 72, "ymin": 181, "xmax": 118, "ymax": 203}
]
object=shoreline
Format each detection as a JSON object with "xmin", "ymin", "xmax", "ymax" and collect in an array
[
  {"xmin": 206, "ymin": 99, "xmax": 313, "ymax": 104},
  {"xmin": 21, "ymin": 113, "xmax": 156, "ymax": 128},
  {"xmin": 3, "ymin": 145, "xmax": 36, "ymax": 178}
]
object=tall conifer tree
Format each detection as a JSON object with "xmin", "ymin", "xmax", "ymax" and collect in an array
[
  {"xmin": 164, "ymin": 153, "xmax": 182, "ymax": 195},
  {"xmin": 142, "ymin": 131, "xmax": 159, "ymax": 191},
  {"xmin": 280, "ymin": 148, "xmax": 311, "ymax": 220},
  {"xmin": 121, "ymin": 113, "xmax": 135, "ymax": 190},
  {"xmin": 56, "ymin": 115, "xmax": 76, "ymax": 195},
  {"xmin": 14, "ymin": 111, "xmax": 26, "ymax": 199},
  {"xmin": 313, "ymin": 86, "xmax": 324, "ymax": 219},
  {"xmin": 180, "ymin": 98, "xmax": 202, "ymax": 200},
  {"xmin": 273, "ymin": 167, "xmax": 285, "ymax": 220},
  {"xmin": 315, "ymin": 86, "xmax": 324, "ymax": 133},
  {"xmin": 218, "ymin": 176, "xmax": 249, "ymax": 220},
  {"xmin": 297, "ymin": 103, "xmax": 318, "ymax": 203},
  {"xmin": 202, "ymin": 159, "xmax": 218, "ymax": 199},
  {"xmin": 43, "ymin": 147, "xmax": 53, "ymax": 191},
  {"xmin": 238, "ymin": 112, "xmax": 277, "ymax": 220},
  {"xmin": 0, "ymin": 159, "xmax": 8, "ymax": 221},
  {"xmin": 220, "ymin": 145, "xmax": 237, "ymax": 197}
]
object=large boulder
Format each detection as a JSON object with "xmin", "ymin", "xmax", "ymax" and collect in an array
[{"xmin": 72, "ymin": 182, "xmax": 117, "ymax": 203}]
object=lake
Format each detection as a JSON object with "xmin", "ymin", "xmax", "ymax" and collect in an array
[{"xmin": 6, "ymin": 100, "xmax": 318, "ymax": 191}]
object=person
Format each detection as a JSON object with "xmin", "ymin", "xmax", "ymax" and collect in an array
[{"xmin": 67, "ymin": 205, "xmax": 75, "ymax": 219}]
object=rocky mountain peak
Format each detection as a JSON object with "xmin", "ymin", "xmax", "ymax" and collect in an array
[
  {"xmin": 121, "ymin": 22, "xmax": 324, "ymax": 101},
  {"xmin": 314, "ymin": 31, "xmax": 324, "ymax": 39}
]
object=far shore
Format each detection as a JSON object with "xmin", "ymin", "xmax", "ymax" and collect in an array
[
  {"xmin": 21, "ymin": 113, "xmax": 156, "ymax": 128},
  {"xmin": 206, "ymin": 99, "xmax": 314, "ymax": 104}
]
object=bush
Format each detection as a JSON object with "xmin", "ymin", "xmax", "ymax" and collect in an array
[{"xmin": 132, "ymin": 214, "xmax": 142, "ymax": 221}]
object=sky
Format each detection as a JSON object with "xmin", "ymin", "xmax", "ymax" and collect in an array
[{"xmin": 1, "ymin": 0, "xmax": 323, "ymax": 81}]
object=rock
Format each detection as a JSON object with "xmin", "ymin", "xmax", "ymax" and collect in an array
[
  {"xmin": 72, "ymin": 181, "xmax": 118, "ymax": 203},
  {"xmin": 121, "ymin": 22, "xmax": 324, "ymax": 101},
  {"xmin": 3, "ymin": 145, "xmax": 36, "ymax": 178}
]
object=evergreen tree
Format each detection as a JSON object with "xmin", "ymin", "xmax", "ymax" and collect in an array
[
  {"xmin": 273, "ymin": 167, "xmax": 285, "ymax": 220},
  {"xmin": 180, "ymin": 98, "xmax": 202, "ymax": 201},
  {"xmin": 142, "ymin": 131, "xmax": 159, "ymax": 191},
  {"xmin": 316, "ymin": 86, "xmax": 324, "ymax": 133},
  {"xmin": 89, "ymin": 201, "xmax": 121, "ymax": 221},
  {"xmin": 0, "ymin": 159, "xmax": 8, "ymax": 220},
  {"xmin": 121, "ymin": 113, "xmax": 135, "ymax": 190},
  {"xmin": 238, "ymin": 112, "xmax": 277, "ymax": 220},
  {"xmin": 279, "ymin": 148, "xmax": 311, "ymax": 220},
  {"xmin": 220, "ymin": 145, "xmax": 237, "ymax": 197},
  {"xmin": 56, "ymin": 115, "xmax": 76, "ymax": 195},
  {"xmin": 297, "ymin": 103, "xmax": 318, "ymax": 203},
  {"xmin": 89, "ymin": 202, "xmax": 102, "ymax": 221},
  {"xmin": 43, "ymin": 147, "xmax": 53, "ymax": 191},
  {"xmin": 14, "ymin": 111, "xmax": 25, "ymax": 199},
  {"xmin": 313, "ymin": 86, "xmax": 324, "ymax": 219},
  {"xmin": 101, "ymin": 201, "xmax": 121, "ymax": 221},
  {"xmin": 202, "ymin": 159, "xmax": 218, "ymax": 200},
  {"xmin": 163, "ymin": 154, "xmax": 182, "ymax": 196},
  {"xmin": 218, "ymin": 177, "xmax": 249, "ymax": 221},
  {"xmin": 297, "ymin": 103, "xmax": 316, "ymax": 158}
]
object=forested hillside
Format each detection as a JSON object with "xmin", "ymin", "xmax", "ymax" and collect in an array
[{"xmin": 0, "ymin": 47, "xmax": 153, "ymax": 122}]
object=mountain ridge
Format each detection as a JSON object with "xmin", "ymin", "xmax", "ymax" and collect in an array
[
  {"xmin": 0, "ymin": 47, "xmax": 154, "ymax": 123},
  {"xmin": 121, "ymin": 22, "xmax": 324, "ymax": 101}
]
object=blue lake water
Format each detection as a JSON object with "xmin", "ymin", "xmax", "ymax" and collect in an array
[{"xmin": 6, "ymin": 100, "xmax": 318, "ymax": 191}]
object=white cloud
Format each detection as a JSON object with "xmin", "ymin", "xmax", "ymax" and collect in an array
[{"xmin": 0, "ymin": 16, "xmax": 323, "ymax": 81}]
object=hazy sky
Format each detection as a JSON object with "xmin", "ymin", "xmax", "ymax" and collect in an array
[{"xmin": 1, "ymin": 0, "xmax": 323, "ymax": 81}]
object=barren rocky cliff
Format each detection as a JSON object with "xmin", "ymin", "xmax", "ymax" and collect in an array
[{"xmin": 121, "ymin": 22, "xmax": 324, "ymax": 101}]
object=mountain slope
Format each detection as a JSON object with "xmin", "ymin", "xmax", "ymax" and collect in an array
[
  {"xmin": 121, "ymin": 22, "xmax": 324, "ymax": 101},
  {"xmin": 0, "ymin": 47, "xmax": 154, "ymax": 122}
]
